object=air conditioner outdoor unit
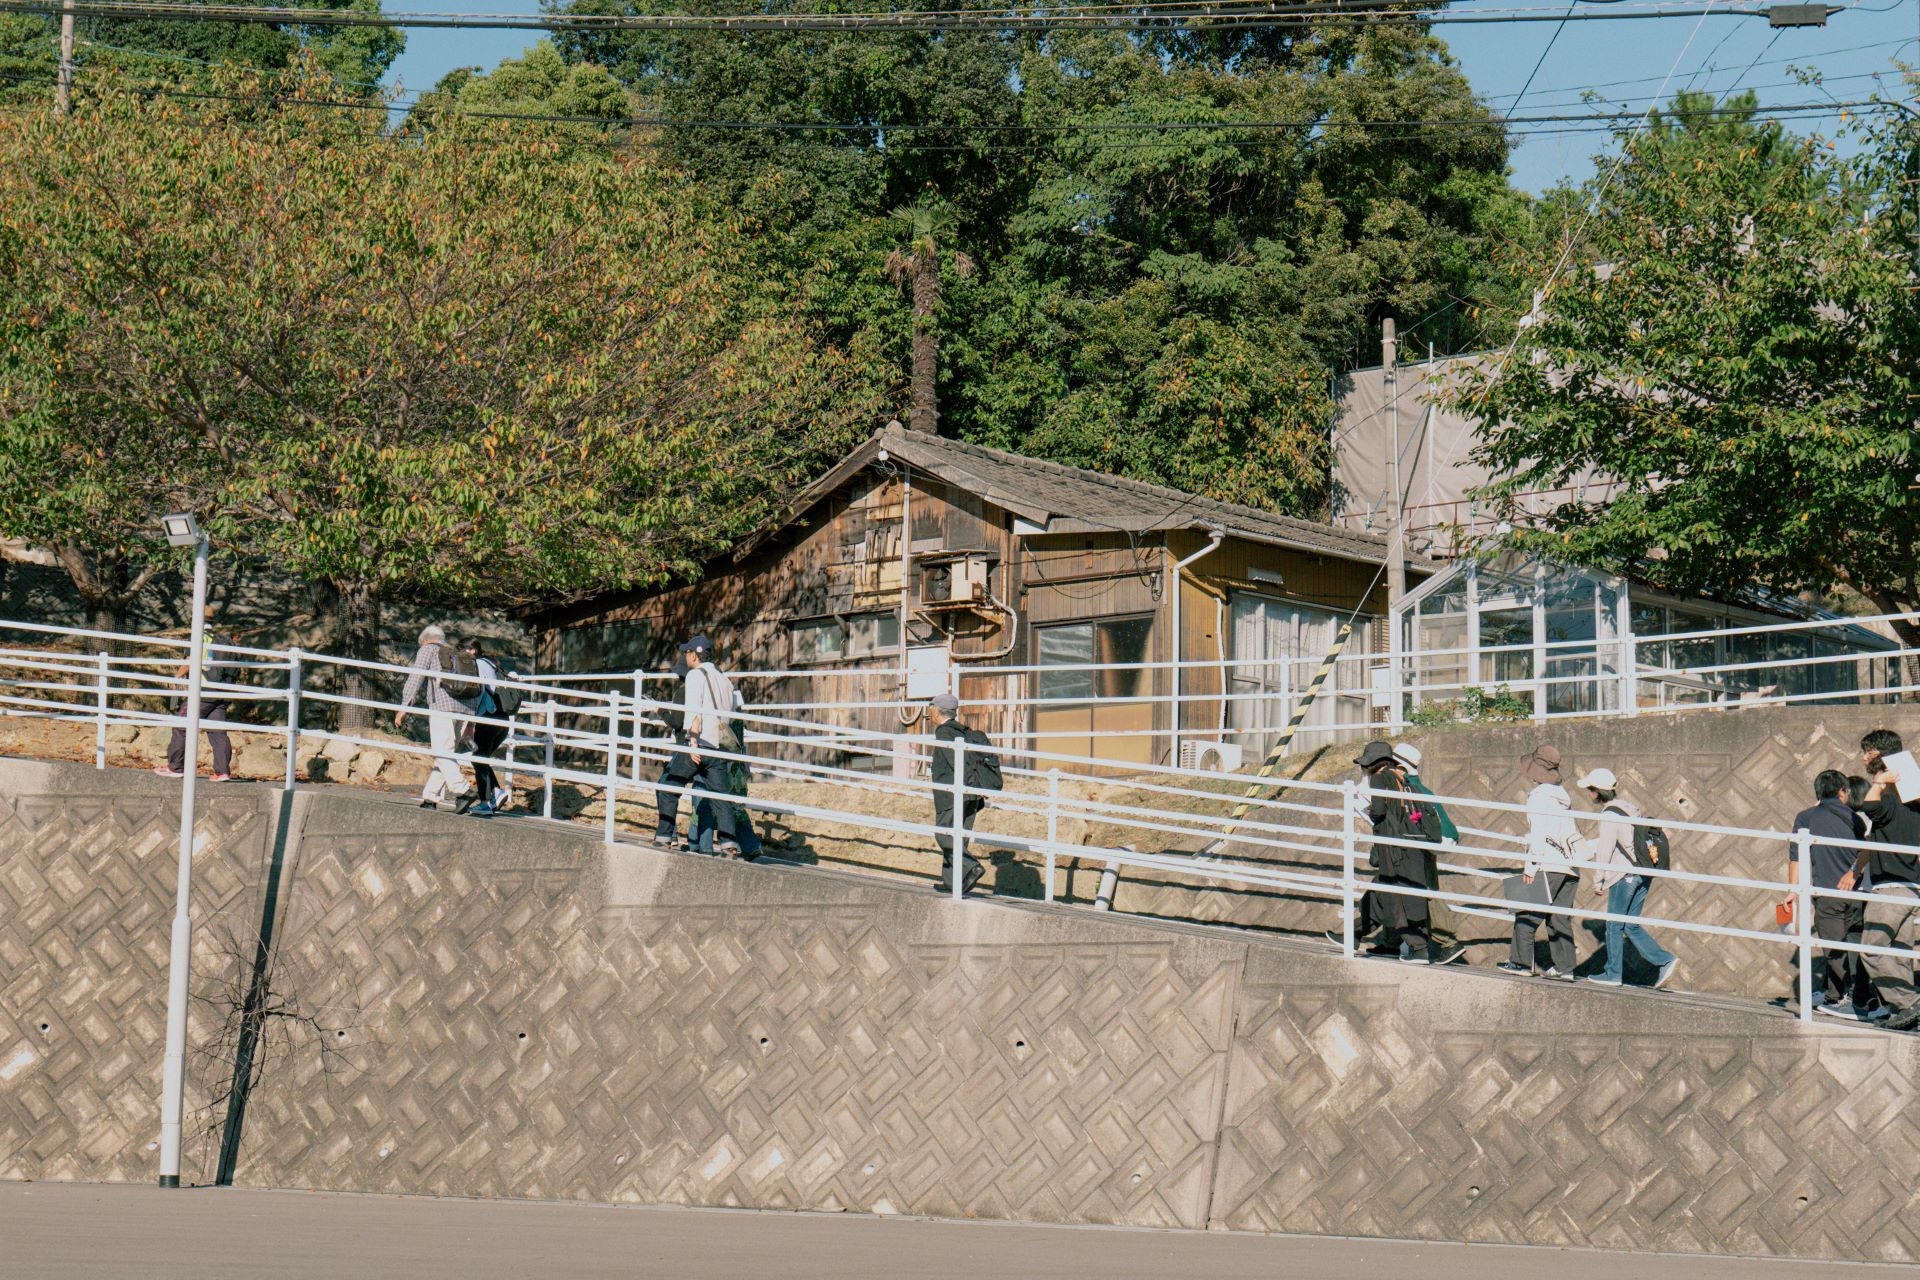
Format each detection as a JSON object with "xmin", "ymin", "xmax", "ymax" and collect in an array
[
  {"xmin": 1178, "ymin": 740, "xmax": 1245, "ymax": 773},
  {"xmin": 925, "ymin": 556, "xmax": 989, "ymax": 605}
]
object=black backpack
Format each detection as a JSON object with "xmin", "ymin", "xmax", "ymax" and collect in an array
[
  {"xmin": 492, "ymin": 673, "xmax": 525, "ymax": 718},
  {"xmin": 961, "ymin": 725, "xmax": 1002, "ymax": 792},
  {"xmin": 1608, "ymin": 804, "xmax": 1670, "ymax": 871},
  {"xmin": 1633, "ymin": 822, "xmax": 1671, "ymax": 871},
  {"xmin": 434, "ymin": 643, "xmax": 481, "ymax": 698}
]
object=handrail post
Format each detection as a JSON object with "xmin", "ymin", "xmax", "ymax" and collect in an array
[
  {"xmin": 1795, "ymin": 831, "xmax": 1815, "ymax": 1024},
  {"xmin": 1622, "ymin": 634, "xmax": 1638, "ymax": 717},
  {"xmin": 542, "ymin": 701, "xmax": 556, "ymax": 821},
  {"xmin": 1340, "ymin": 778, "xmax": 1359, "ymax": 959},
  {"xmin": 283, "ymin": 648, "xmax": 303, "ymax": 791},
  {"xmin": 950, "ymin": 738, "xmax": 967, "ymax": 902},
  {"xmin": 630, "ymin": 671, "xmax": 644, "ymax": 784},
  {"xmin": 93, "ymin": 649, "xmax": 109, "ymax": 770},
  {"xmin": 1044, "ymin": 768, "xmax": 1060, "ymax": 904},
  {"xmin": 603, "ymin": 691, "xmax": 620, "ymax": 845}
]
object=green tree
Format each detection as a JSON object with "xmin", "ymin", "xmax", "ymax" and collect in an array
[
  {"xmin": 549, "ymin": 6, "xmax": 1532, "ymax": 515},
  {"xmin": 1448, "ymin": 90, "xmax": 1920, "ymax": 650},
  {"xmin": 409, "ymin": 40, "xmax": 637, "ymax": 142},
  {"xmin": 0, "ymin": 0, "xmax": 402, "ymax": 99},
  {"xmin": 0, "ymin": 72, "xmax": 878, "ymax": 691}
]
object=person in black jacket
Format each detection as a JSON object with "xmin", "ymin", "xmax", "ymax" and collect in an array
[
  {"xmin": 1788, "ymin": 769, "xmax": 1872, "ymax": 1018},
  {"xmin": 1851, "ymin": 730, "xmax": 1920, "ymax": 1030},
  {"xmin": 928, "ymin": 693, "xmax": 987, "ymax": 896},
  {"xmin": 1357, "ymin": 741, "xmax": 1459, "ymax": 965}
]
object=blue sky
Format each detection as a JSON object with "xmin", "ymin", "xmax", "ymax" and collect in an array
[{"xmin": 382, "ymin": 2, "xmax": 1918, "ymax": 193}]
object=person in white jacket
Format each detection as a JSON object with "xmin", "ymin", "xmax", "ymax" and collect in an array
[{"xmin": 1500, "ymin": 744, "xmax": 1583, "ymax": 980}]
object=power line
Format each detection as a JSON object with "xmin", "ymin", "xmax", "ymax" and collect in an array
[{"xmin": 0, "ymin": 0, "xmax": 1825, "ymax": 33}]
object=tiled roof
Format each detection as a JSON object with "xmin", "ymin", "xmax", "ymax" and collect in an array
[{"xmin": 743, "ymin": 424, "xmax": 1413, "ymax": 568}]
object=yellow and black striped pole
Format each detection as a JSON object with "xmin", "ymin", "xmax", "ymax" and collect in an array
[{"xmin": 1200, "ymin": 622, "xmax": 1353, "ymax": 856}]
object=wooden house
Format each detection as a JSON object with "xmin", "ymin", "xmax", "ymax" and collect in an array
[{"xmin": 527, "ymin": 425, "xmax": 1423, "ymax": 769}]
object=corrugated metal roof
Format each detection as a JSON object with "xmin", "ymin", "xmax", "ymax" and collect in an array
[{"xmin": 743, "ymin": 424, "xmax": 1415, "ymax": 568}]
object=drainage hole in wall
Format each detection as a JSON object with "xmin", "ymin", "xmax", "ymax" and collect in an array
[
  {"xmin": 758, "ymin": 1037, "xmax": 771, "ymax": 1048},
  {"xmin": 38, "ymin": 1023, "xmax": 50, "ymax": 1034},
  {"xmin": 377, "ymin": 1147, "xmax": 391, "ymax": 1159},
  {"xmin": 863, "ymin": 1164, "xmax": 877, "ymax": 1176},
  {"xmin": 1013, "ymin": 1039, "xmax": 1027, "ymax": 1050},
  {"xmin": 616, "ymin": 1155, "xmax": 628, "ymax": 1166},
  {"xmin": 517, "ymin": 1032, "xmax": 529, "ymax": 1043},
  {"xmin": 1129, "ymin": 1174, "xmax": 1142, "ymax": 1185},
  {"xmin": 1467, "ymin": 1187, "xmax": 1482, "ymax": 1199},
  {"xmin": 335, "ymin": 1030, "xmax": 347, "ymax": 1041},
  {"xmin": 1797, "ymin": 1196, "xmax": 1810, "ymax": 1208}
]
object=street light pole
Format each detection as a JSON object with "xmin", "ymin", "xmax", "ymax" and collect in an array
[{"xmin": 158, "ymin": 516, "xmax": 208, "ymax": 1188}]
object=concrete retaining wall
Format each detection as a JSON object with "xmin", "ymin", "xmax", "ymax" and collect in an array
[{"xmin": 4, "ymin": 758, "xmax": 1919, "ymax": 1263}]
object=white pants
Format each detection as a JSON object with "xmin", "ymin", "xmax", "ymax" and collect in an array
[{"xmin": 422, "ymin": 710, "xmax": 468, "ymax": 803}]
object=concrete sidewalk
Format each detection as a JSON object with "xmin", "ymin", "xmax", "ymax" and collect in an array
[{"xmin": 2, "ymin": 1184, "xmax": 1909, "ymax": 1279}]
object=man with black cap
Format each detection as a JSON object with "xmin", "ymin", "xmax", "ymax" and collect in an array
[
  {"xmin": 1503, "ymin": 744, "xmax": 1583, "ymax": 979},
  {"xmin": 928, "ymin": 692, "xmax": 988, "ymax": 896}
]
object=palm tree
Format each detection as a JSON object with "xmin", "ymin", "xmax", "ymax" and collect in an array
[{"xmin": 883, "ymin": 200, "xmax": 974, "ymax": 435}]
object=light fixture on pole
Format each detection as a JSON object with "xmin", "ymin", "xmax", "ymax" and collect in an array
[{"xmin": 157, "ymin": 512, "xmax": 208, "ymax": 1189}]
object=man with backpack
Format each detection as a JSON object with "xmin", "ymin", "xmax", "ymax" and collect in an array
[
  {"xmin": 1579, "ymin": 767, "xmax": 1678, "ymax": 990},
  {"xmin": 928, "ymin": 692, "xmax": 998, "ymax": 896},
  {"xmin": 395, "ymin": 624, "xmax": 478, "ymax": 811}
]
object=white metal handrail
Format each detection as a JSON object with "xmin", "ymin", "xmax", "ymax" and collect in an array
[{"xmin": 2, "ymin": 614, "xmax": 1916, "ymax": 1028}]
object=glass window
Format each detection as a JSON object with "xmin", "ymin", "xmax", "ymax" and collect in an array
[
  {"xmin": 791, "ymin": 618, "xmax": 845, "ymax": 664},
  {"xmin": 1038, "ymin": 616, "xmax": 1153, "ymax": 701},
  {"xmin": 558, "ymin": 621, "xmax": 653, "ymax": 673},
  {"xmin": 847, "ymin": 611, "xmax": 901, "ymax": 657}
]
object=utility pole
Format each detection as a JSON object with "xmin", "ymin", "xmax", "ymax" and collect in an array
[
  {"xmin": 1383, "ymin": 317, "xmax": 1404, "ymax": 611},
  {"xmin": 54, "ymin": 0, "xmax": 75, "ymax": 115}
]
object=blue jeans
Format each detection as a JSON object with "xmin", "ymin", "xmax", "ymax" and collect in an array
[{"xmin": 1605, "ymin": 875, "xmax": 1674, "ymax": 981}]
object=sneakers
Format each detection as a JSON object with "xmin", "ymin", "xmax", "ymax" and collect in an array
[
  {"xmin": 1866, "ymin": 1004, "xmax": 1893, "ymax": 1022},
  {"xmin": 418, "ymin": 800, "xmax": 438, "ymax": 810},
  {"xmin": 470, "ymin": 802, "xmax": 494, "ymax": 818},
  {"xmin": 1542, "ymin": 968, "xmax": 1576, "ymax": 982},
  {"xmin": 1815, "ymin": 1001, "xmax": 1869, "ymax": 1022},
  {"xmin": 208, "ymin": 774, "xmax": 232, "ymax": 783},
  {"xmin": 493, "ymin": 788, "xmax": 512, "ymax": 811},
  {"xmin": 453, "ymin": 790, "xmax": 480, "ymax": 815},
  {"xmin": 1653, "ymin": 959, "xmax": 1678, "ymax": 990},
  {"xmin": 1432, "ymin": 945, "xmax": 1469, "ymax": 966},
  {"xmin": 1398, "ymin": 943, "xmax": 1425, "ymax": 964},
  {"xmin": 1496, "ymin": 961, "xmax": 1531, "ymax": 976},
  {"xmin": 1883, "ymin": 1005, "xmax": 1920, "ymax": 1032},
  {"xmin": 153, "ymin": 767, "xmax": 184, "ymax": 778},
  {"xmin": 1587, "ymin": 974, "xmax": 1624, "ymax": 987}
]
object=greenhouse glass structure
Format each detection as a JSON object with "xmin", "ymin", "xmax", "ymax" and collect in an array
[{"xmin": 1390, "ymin": 555, "xmax": 1900, "ymax": 717}]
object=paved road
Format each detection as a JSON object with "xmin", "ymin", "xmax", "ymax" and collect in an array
[{"xmin": 3, "ymin": 1184, "xmax": 1912, "ymax": 1279}]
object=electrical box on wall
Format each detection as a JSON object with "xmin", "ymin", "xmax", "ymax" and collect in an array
[{"xmin": 905, "ymin": 645, "xmax": 953, "ymax": 700}]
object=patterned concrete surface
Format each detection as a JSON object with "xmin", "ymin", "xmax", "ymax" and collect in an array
[{"xmin": 4, "ymin": 755, "xmax": 1920, "ymax": 1265}]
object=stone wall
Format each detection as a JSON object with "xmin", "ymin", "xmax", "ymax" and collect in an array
[{"xmin": 4, "ymin": 757, "xmax": 1919, "ymax": 1264}]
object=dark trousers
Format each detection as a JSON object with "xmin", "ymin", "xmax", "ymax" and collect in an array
[
  {"xmin": 655, "ymin": 750, "xmax": 699, "ymax": 838},
  {"xmin": 933, "ymin": 795, "xmax": 985, "ymax": 879},
  {"xmin": 168, "ymin": 700, "xmax": 231, "ymax": 775},
  {"xmin": 1512, "ymin": 874, "xmax": 1579, "ymax": 973},
  {"xmin": 1794, "ymin": 896, "xmax": 1868, "ymax": 1007},
  {"xmin": 469, "ymin": 720, "xmax": 509, "ymax": 798}
]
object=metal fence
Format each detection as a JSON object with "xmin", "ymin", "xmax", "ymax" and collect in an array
[{"xmin": 2, "ymin": 614, "xmax": 1916, "ymax": 1029}]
